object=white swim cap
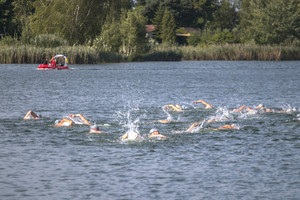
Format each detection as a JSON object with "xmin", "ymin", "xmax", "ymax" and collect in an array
[{"xmin": 149, "ymin": 129, "xmax": 158, "ymax": 134}]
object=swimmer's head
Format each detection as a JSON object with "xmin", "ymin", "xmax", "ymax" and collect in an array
[
  {"xmin": 256, "ymin": 104, "xmax": 264, "ymax": 109},
  {"xmin": 55, "ymin": 120, "xmax": 59, "ymax": 125},
  {"xmin": 149, "ymin": 129, "xmax": 159, "ymax": 134},
  {"xmin": 231, "ymin": 124, "xmax": 240, "ymax": 129},
  {"xmin": 90, "ymin": 125, "xmax": 100, "ymax": 132}
]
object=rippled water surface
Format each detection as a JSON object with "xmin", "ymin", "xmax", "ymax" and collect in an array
[{"xmin": 0, "ymin": 61, "xmax": 300, "ymax": 199}]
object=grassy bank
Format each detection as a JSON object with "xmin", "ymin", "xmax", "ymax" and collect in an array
[
  {"xmin": 0, "ymin": 45, "xmax": 100, "ymax": 64},
  {"xmin": 0, "ymin": 44, "xmax": 299, "ymax": 64},
  {"xmin": 174, "ymin": 44, "xmax": 300, "ymax": 61}
]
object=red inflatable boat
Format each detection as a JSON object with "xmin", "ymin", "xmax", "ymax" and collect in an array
[{"xmin": 38, "ymin": 54, "xmax": 69, "ymax": 70}]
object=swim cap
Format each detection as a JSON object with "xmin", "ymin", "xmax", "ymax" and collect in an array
[
  {"xmin": 149, "ymin": 129, "xmax": 158, "ymax": 134},
  {"xmin": 90, "ymin": 125, "xmax": 100, "ymax": 132}
]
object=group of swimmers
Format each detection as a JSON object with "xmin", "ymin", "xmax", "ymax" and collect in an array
[
  {"xmin": 24, "ymin": 99, "xmax": 298, "ymax": 141},
  {"xmin": 24, "ymin": 110, "xmax": 166, "ymax": 140}
]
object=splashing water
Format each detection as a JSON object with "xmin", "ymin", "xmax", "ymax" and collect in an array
[
  {"xmin": 161, "ymin": 106, "xmax": 174, "ymax": 121},
  {"xmin": 190, "ymin": 119, "xmax": 207, "ymax": 133},
  {"xmin": 206, "ymin": 106, "xmax": 233, "ymax": 123},
  {"xmin": 62, "ymin": 115, "xmax": 85, "ymax": 125},
  {"xmin": 281, "ymin": 103, "xmax": 297, "ymax": 113},
  {"xmin": 115, "ymin": 104, "xmax": 145, "ymax": 142}
]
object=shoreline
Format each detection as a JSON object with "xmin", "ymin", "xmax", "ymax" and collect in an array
[{"xmin": 0, "ymin": 44, "xmax": 299, "ymax": 64}]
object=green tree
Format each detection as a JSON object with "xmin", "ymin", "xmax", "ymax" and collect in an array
[
  {"xmin": 12, "ymin": 0, "xmax": 35, "ymax": 24},
  {"xmin": 93, "ymin": 19, "xmax": 122, "ymax": 52},
  {"xmin": 30, "ymin": 0, "xmax": 110, "ymax": 45},
  {"xmin": 106, "ymin": 0, "xmax": 132, "ymax": 23},
  {"xmin": 161, "ymin": 9, "xmax": 176, "ymax": 44},
  {"xmin": 187, "ymin": 32, "xmax": 202, "ymax": 46},
  {"xmin": 151, "ymin": 3, "xmax": 164, "ymax": 42},
  {"xmin": 140, "ymin": 0, "xmax": 216, "ymax": 29},
  {"xmin": 0, "ymin": 0, "xmax": 18, "ymax": 37},
  {"xmin": 242, "ymin": 0, "xmax": 300, "ymax": 44},
  {"xmin": 120, "ymin": 9, "xmax": 147, "ymax": 55},
  {"xmin": 210, "ymin": 0, "xmax": 238, "ymax": 31},
  {"xmin": 192, "ymin": 0, "xmax": 217, "ymax": 29}
]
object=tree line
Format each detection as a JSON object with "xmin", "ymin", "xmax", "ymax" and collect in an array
[{"xmin": 0, "ymin": 0, "xmax": 299, "ymax": 56}]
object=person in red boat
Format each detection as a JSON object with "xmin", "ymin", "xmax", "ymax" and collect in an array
[
  {"xmin": 43, "ymin": 58, "xmax": 48, "ymax": 65},
  {"xmin": 50, "ymin": 57, "xmax": 56, "ymax": 68}
]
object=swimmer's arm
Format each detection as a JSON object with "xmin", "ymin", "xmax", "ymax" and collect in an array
[
  {"xmin": 24, "ymin": 110, "xmax": 32, "ymax": 119},
  {"xmin": 121, "ymin": 133, "xmax": 128, "ymax": 139},
  {"xmin": 149, "ymin": 133, "xmax": 166, "ymax": 139},
  {"xmin": 145, "ymin": 119, "xmax": 169, "ymax": 124},
  {"xmin": 24, "ymin": 110, "xmax": 39, "ymax": 119},
  {"xmin": 55, "ymin": 119, "xmax": 73, "ymax": 127},
  {"xmin": 233, "ymin": 105, "xmax": 245, "ymax": 112},
  {"xmin": 157, "ymin": 120, "xmax": 169, "ymax": 123},
  {"xmin": 74, "ymin": 114, "xmax": 91, "ymax": 125},
  {"xmin": 193, "ymin": 100, "xmax": 213, "ymax": 109},
  {"xmin": 168, "ymin": 105, "xmax": 182, "ymax": 111},
  {"xmin": 186, "ymin": 123, "xmax": 201, "ymax": 132}
]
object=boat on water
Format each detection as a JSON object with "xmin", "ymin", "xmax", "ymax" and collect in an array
[{"xmin": 38, "ymin": 54, "xmax": 69, "ymax": 70}]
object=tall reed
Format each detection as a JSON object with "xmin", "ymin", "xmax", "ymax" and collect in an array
[
  {"xmin": 0, "ymin": 45, "xmax": 99, "ymax": 64},
  {"xmin": 177, "ymin": 44, "xmax": 300, "ymax": 61},
  {"xmin": 0, "ymin": 43, "xmax": 299, "ymax": 64}
]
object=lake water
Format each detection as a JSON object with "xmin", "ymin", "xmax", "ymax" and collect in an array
[{"xmin": 0, "ymin": 61, "xmax": 299, "ymax": 200}]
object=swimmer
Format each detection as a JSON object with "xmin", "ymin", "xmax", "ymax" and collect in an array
[
  {"xmin": 145, "ymin": 119, "xmax": 170, "ymax": 124},
  {"xmin": 24, "ymin": 110, "xmax": 41, "ymax": 120},
  {"xmin": 148, "ymin": 129, "xmax": 166, "ymax": 139},
  {"xmin": 55, "ymin": 118, "xmax": 73, "ymax": 127},
  {"xmin": 255, "ymin": 104, "xmax": 265, "ymax": 109},
  {"xmin": 275, "ymin": 104, "xmax": 296, "ymax": 113},
  {"xmin": 89, "ymin": 125, "xmax": 102, "ymax": 133},
  {"xmin": 233, "ymin": 105, "xmax": 245, "ymax": 112},
  {"xmin": 213, "ymin": 124, "xmax": 239, "ymax": 130},
  {"xmin": 245, "ymin": 104, "xmax": 275, "ymax": 114},
  {"xmin": 120, "ymin": 130, "xmax": 143, "ymax": 141},
  {"xmin": 245, "ymin": 107, "xmax": 259, "ymax": 114},
  {"xmin": 206, "ymin": 115, "xmax": 230, "ymax": 123},
  {"xmin": 255, "ymin": 104, "xmax": 274, "ymax": 112},
  {"xmin": 55, "ymin": 114, "xmax": 91, "ymax": 127},
  {"xmin": 193, "ymin": 99, "xmax": 213, "ymax": 109},
  {"xmin": 187, "ymin": 122, "xmax": 239, "ymax": 132},
  {"xmin": 164, "ymin": 104, "xmax": 183, "ymax": 112},
  {"xmin": 186, "ymin": 123, "xmax": 202, "ymax": 132}
]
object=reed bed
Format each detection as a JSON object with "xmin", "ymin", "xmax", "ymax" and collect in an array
[
  {"xmin": 129, "ymin": 50, "xmax": 182, "ymax": 62},
  {"xmin": 0, "ymin": 45, "xmax": 99, "ymax": 64},
  {"xmin": 177, "ymin": 44, "xmax": 300, "ymax": 61},
  {"xmin": 0, "ymin": 44, "xmax": 299, "ymax": 64}
]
